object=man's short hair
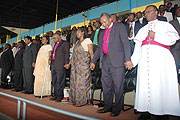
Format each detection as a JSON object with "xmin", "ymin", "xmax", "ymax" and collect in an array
[
  {"xmin": 129, "ymin": 13, "xmax": 136, "ymax": 17},
  {"xmin": 100, "ymin": 13, "xmax": 111, "ymax": 19},
  {"xmin": 24, "ymin": 36, "xmax": 32, "ymax": 42},
  {"xmin": 147, "ymin": 5, "xmax": 158, "ymax": 12},
  {"xmin": 167, "ymin": 2, "xmax": 172, "ymax": 5},
  {"xmin": 54, "ymin": 30, "xmax": 61, "ymax": 36}
]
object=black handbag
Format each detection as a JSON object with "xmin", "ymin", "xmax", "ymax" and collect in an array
[{"xmin": 124, "ymin": 66, "xmax": 137, "ymax": 92}]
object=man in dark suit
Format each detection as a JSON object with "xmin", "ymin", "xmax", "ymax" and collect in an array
[
  {"xmin": 126, "ymin": 13, "xmax": 143, "ymax": 55},
  {"xmin": 170, "ymin": 7, "xmax": 180, "ymax": 83},
  {"xmin": 157, "ymin": 15, "xmax": 167, "ymax": 22},
  {"xmin": 22, "ymin": 36, "xmax": 38, "ymax": 94},
  {"xmin": 50, "ymin": 31, "xmax": 70, "ymax": 102},
  {"xmin": 12, "ymin": 41, "xmax": 25, "ymax": 92},
  {"xmin": 90, "ymin": 13, "xmax": 132, "ymax": 117},
  {"xmin": 136, "ymin": 11, "xmax": 148, "ymax": 26},
  {"xmin": 0, "ymin": 44, "xmax": 14, "ymax": 89}
]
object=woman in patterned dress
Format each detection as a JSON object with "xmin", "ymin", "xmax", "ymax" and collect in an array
[{"xmin": 69, "ymin": 27, "xmax": 94, "ymax": 107}]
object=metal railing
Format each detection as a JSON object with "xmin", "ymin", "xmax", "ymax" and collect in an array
[{"xmin": 0, "ymin": 92, "xmax": 103, "ymax": 120}]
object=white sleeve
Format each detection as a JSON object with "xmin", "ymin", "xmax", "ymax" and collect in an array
[
  {"xmin": 131, "ymin": 28, "xmax": 144, "ymax": 67},
  {"xmin": 131, "ymin": 40, "xmax": 142, "ymax": 67},
  {"xmin": 154, "ymin": 23, "xmax": 180, "ymax": 46}
]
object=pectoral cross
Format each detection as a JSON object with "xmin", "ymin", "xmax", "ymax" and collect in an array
[{"xmin": 147, "ymin": 37, "xmax": 152, "ymax": 45}]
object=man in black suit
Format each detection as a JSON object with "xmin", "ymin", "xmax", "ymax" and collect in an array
[
  {"xmin": 170, "ymin": 7, "xmax": 180, "ymax": 83},
  {"xmin": 157, "ymin": 15, "xmax": 167, "ymax": 22},
  {"xmin": 12, "ymin": 41, "xmax": 25, "ymax": 92},
  {"xmin": 126, "ymin": 13, "xmax": 143, "ymax": 55},
  {"xmin": 50, "ymin": 31, "xmax": 70, "ymax": 102},
  {"xmin": 136, "ymin": 11, "xmax": 148, "ymax": 26},
  {"xmin": 22, "ymin": 36, "xmax": 38, "ymax": 94},
  {"xmin": 90, "ymin": 13, "xmax": 132, "ymax": 117},
  {"xmin": 0, "ymin": 44, "xmax": 14, "ymax": 89}
]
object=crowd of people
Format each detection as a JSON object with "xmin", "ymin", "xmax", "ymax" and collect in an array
[{"xmin": 0, "ymin": 2, "xmax": 180, "ymax": 119}]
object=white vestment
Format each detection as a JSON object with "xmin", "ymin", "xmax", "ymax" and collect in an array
[{"xmin": 131, "ymin": 19, "xmax": 180, "ymax": 116}]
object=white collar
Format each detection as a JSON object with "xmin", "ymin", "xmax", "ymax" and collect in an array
[
  {"xmin": 177, "ymin": 17, "xmax": 180, "ymax": 24},
  {"xmin": 108, "ymin": 22, "xmax": 113, "ymax": 28},
  {"xmin": 129, "ymin": 21, "xmax": 135, "ymax": 25},
  {"xmin": 27, "ymin": 42, "xmax": 32, "ymax": 46},
  {"xmin": 139, "ymin": 17, "xmax": 143, "ymax": 20},
  {"xmin": 148, "ymin": 19, "xmax": 158, "ymax": 24}
]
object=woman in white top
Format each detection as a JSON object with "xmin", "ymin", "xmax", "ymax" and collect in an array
[
  {"xmin": 69, "ymin": 27, "xmax": 94, "ymax": 107},
  {"xmin": 34, "ymin": 36, "xmax": 52, "ymax": 97}
]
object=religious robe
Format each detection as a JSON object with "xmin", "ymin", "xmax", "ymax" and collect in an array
[{"xmin": 131, "ymin": 19, "xmax": 180, "ymax": 116}]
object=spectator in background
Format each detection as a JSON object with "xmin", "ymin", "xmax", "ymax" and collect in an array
[
  {"xmin": 22, "ymin": 36, "xmax": 38, "ymax": 94},
  {"xmin": 110, "ymin": 14, "xmax": 117, "ymax": 23},
  {"xmin": 32, "ymin": 39, "xmax": 41, "ymax": 51},
  {"xmin": 121, "ymin": 14, "xmax": 129, "ymax": 24},
  {"xmin": 69, "ymin": 27, "xmax": 94, "ymax": 107},
  {"xmin": 126, "ymin": 13, "xmax": 143, "ymax": 55},
  {"xmin": 0, "ymin": 43, "xmax": 14, "ymax": 89},
  {"xmin": 166, "ymin": 2, "xmax": 172, "ymax": 12},
  {"xmin": 136, "ymin": 11, "xmax": 148, "ymax": 26},
  {"xmin": 34, "ymin": 36, "xmax": 52, "ymax": 97},
  {"xmin": 171, "ymin": 4, "xmax": 179, "ymax": 19},
  {"xmin": 93, "ymin": 21, "xmax": 101, "ymax": 46},
  {"xmin": 70, "ymin": 26, "xmax": 77, "ymax": 46},
  {"xmin": 12, "ymin": 41, "xmax": 25, "ymax": 92},
  {"xmin": 49, "ymin": 31, "xmax": 54, "ymax": 48},
  {"xmin": 11, "ymin": 43, "xmax": 17, "ymax": 57},
  {"xmin": 170, "ymin": 7, "xmax": 180, "ymax": 83},
  {"xmin": 159, "ymin": 4, "xmax": 173, "ymax": 22},
  {"xmin": 87, "ymin": 26, "xmax": 94, "ymax": 42}
]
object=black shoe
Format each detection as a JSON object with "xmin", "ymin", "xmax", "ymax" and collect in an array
[
  {"xmin": 11, "ymin": 89, "xmax": 17, "ymax": 92},
  {"xmin": 24, "ymin": 91, "xmax": 30, "ymax": 94},
  {"xmin": 138, "ymin": 114, "xmax": 151, "ymax": 120},
  {"xmin": 110, "ymin": 110, "xmax": 121, "ymax": 117},
  {"xmin": 3, "ymin": 86, "xmax": 11, "ymax": 89},
  {"xmin": 50, "ymin": 97, "xmax": 57, "ymax": 101},
  {"xmin": 55, "ymin": 98, "xmax": 62, "ymax": 102},
  {"xmin": 97, "ymin": 108, "xmax": 112, "ymax": 113}
]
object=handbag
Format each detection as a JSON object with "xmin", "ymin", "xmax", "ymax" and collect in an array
[{"xmin": 124, "ymin": 66, "xmax": 137, "ymax": 92}]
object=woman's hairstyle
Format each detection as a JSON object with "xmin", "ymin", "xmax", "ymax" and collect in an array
[
  {"xmin": 78, "ymin": 27, "xmax": 89, "ymax": 39},
  {"xmin": 43, "ymin": 35, "xmax": 50, "ymax": 44},
  {"xmin": 87, "ymin": 25, "xmax": 93, "ymax": 32}
]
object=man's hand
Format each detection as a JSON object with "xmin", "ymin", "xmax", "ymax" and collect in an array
[
  {"xmin": 148, "ymin": 30, "xmax": 155, "ymax": 38},
  {"xmin": 90, "ymin": 63, "xmax": 95, "ymax": 70},
  {"xmin": 32, "ymin": 63, "xmax": 36, "ymax": 68},
  {"xmin": 124, "ymin": 61, "xmax": 133, "ymax": 70},
  {"xmin": 64, "ymin": 64, "xmax": 70, "ymax": 69}
]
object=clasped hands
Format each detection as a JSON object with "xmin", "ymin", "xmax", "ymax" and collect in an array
[
  {"xmin": 64, "ymin": 62, "xmax": 71, "ymax": 69},
  {"xmin": 124, "ymin": 61, "xmax": 133, "ymax": 70},
  {"xmin": 90, "ymin": 61, "xmax": 133, "ymax": 71}
]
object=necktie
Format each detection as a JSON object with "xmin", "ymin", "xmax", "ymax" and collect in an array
[
  {"xmin": 129, "ymin": 23, "xmax": 133, "ymax": 38},
  {"xmin": 161, "ymin": 12, "xmax": 164, "ymax": 16}
]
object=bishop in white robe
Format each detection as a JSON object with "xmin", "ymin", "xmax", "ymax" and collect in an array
[{"xmin": 131, "ymin": 14, "xmax": 180, "ymax": 117}]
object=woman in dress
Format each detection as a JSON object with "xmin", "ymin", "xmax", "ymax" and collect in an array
[
  {"xmin": 34, "ymin": 36, "xmax": 52, "ymax": 97},
  {"xmin": 69, "ymin": 27, "xmax": 94, "ymax": 107},
  {"xmin": 87, "ymin": 26, "xmax": 94, "ymax": 42}
]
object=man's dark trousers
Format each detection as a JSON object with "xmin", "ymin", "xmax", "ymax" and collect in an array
[
  {"xmin": 101, "ymin": 54, "xmax": 125, "ymax": 111},
  {"xmin": 51, "ymin": 61, "xmax": 66, "ymax": 99}
]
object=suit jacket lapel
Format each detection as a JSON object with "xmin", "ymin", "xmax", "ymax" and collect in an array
[
  {"xmin": 174, "ymin": 19, "xmax": 180, "ymax": 34},
  {"xmin": 55, "ymin": 40, "xmax": 63, "ymax": 53},
  {"xmin": 109, "ymin": 23, "xmax": 116, "ymax": 46},
  {"xmin": 24, "ymin": 44, "xmax": 31, "ymax": 52}
]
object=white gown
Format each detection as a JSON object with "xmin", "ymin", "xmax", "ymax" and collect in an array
[{"xmin": 131, "ymin": 19, "xmax": 180, "ymax": 116}]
